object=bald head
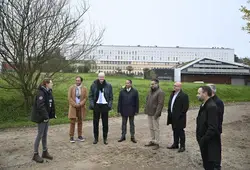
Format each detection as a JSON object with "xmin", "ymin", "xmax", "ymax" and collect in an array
[{"xmin": 174, "ymin": 82, "xmax": 182, "ymax": 92}]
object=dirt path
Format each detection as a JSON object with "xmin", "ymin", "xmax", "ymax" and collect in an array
[{"xmin": 0, "ymin": 103, "xmax": 250, "ymax": 170}]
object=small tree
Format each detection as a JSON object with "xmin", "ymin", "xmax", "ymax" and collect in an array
[
  {"xmin": 126, "ymin": 65, "xmax": 134, "ymax": 75},
  {"xmin": 143, "ymin": 68, "xmax": 150, "ymax": 79},
  {"xmin": 115, "ymin": 67, "xmax": 122, "ymax": 74}
]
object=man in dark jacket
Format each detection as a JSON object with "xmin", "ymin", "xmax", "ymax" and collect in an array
[
  {"xmin": 196, "ymin": 86, "xmax": 221, "ymax": 170},
  {"xmin": 167, "ymin": 82, "xmax": 189, "ymax": 152},
  {"xmin": 31, "ymin": 78, "xmax": 56, "ymax": 163},
  {"xmin": 117, "ymin": 79, "xmax": 139, "ymax": 143},
  {"xmin": 89, "ymin": 72, "xmax": 113, "ymax": 145},
  {"xmin": 207, "ymin": 84, "xmax": 224, "ymax": 134}
]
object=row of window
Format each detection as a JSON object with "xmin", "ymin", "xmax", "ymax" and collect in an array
[{"xmin": 98, "ymin": 61, "xmax": 178, "ymax": 65}]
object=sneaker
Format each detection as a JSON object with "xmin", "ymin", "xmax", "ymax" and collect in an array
[
  {"xmin": 78, "ymin": 136, "xmax": 85, "ymax": 142},
  {"xmin": 70, "ymin": 137, "xmax": 75, "ymax": 143}
]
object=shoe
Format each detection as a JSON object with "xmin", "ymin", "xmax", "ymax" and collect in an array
[
  {"xmin": 32, "ymin": 153, "xmax": 44, "ymax": 163},
  {"xmin": 118, "ymin": 137, "xmax": 126, "ymax": 142},
  {"xmin": 145, "ymin": 141, "xmax": 155, "ymax": 147},
  {"xmin": 93, "ymin": 139, "xmax": 98, "ymax": 144},
  {"xmin": 42, "ymin": 150, "xmax": 53, "ymax": 160},
  {"xmin": 167, "ymin": 144, "xmax": 179, "ymax": 149},
  {"xmin": 70, "ymin": 137, "xmax": 75, "ymax": 143},
  {"xmin": 152, "ymin": 144, "xmax": 160, "ymax": 150},
  {"xmin": 104, "ymin": 139, "xmax": 108, "ymax": 145},
  {"xmin": 178, "ymin": 147, "xmax": 185, "ymax": 153},
  {"xmin": 131, "ymin": 137, "xmax": 137, "ymax": 143},
  {"xmin": 78, "ymin": 136, "xmax": 85, "ymax": 142}
]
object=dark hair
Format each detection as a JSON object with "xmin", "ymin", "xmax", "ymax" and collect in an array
[
  {"xmin": 41, "ymin": 78, "xmax": 51, "ymax": 86},
  {"xmin": 200, "ymin": 86, "xmax": 212, "ymax": 97},
  {"xmin": 127, "ymin": 79, "xmax": 132, "ymax": 84},
  {"xmin": 76, "ymin": 76, "xmax": 83, "ymax": 82},
  {"xmin": 151, "ymin": 79, "xmax": 159, "ymax": 84}
]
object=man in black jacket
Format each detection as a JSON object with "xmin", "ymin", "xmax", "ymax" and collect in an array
[
  {"xmin": 31, "ymin": 78, "xmax": 56, "ymax": 163},
  {"xmin": 117, "ymin": 79, "xmax": 139, "ymax": 143},
  {"xmin": 196, "ymin": 86, "xmax": 221, "ymax": 170},
  {"xmin": 89, "ymin": 72, "xmax": 113, "ymax": 145},
  {"xmin": 207, "ymin": 84, "xmax": 224, "ymax": 134},
  {"xmin": 167, "ymin": 82, "xmax": 189, "ymax": 152}
]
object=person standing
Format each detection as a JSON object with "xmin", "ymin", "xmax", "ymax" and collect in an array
[
  {"xmin": 89, "ymin": 72, "xmax": 113, "ymax": 145},
  {"xmin": 68, "ymin": 76, "xmax": 88, "ymax": 143},
  {"xmin": 196, "ymin": 86, "xmax": 221, "ymax": 170},
  {"xmin": 31, "ymin": 78, "xmax": 56, "ymax": 163},
  {"xmin": 207, "ymin": 84, "xmax": 224, "ymax": 134},
  {"xmin": 144, "ymin": 79, "xmax": 165, "ymax": 150},
  {"xmin": 167, "ymin": 82, "xmax": 189, "ymax": 152},
  {"xmin": 117, "ymin": 79, "xmax": 139, "ymax": 143}
]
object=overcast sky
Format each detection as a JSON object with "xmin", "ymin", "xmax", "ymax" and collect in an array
[{"xmin": 73, "ymin": 0, "xmax": 250, "ymax": 58}]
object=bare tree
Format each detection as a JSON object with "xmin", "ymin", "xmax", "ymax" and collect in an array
[{"xmin": 0, "ymin": 0, "xmax": 104, "ymax": 111}]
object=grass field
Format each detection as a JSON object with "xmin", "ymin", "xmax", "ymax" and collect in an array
[{"xmin": 0, "ymin": 73, "xmax": 250, "ymax": 129}]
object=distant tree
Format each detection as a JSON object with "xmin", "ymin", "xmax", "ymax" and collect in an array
[
  {"xmin": 234, "ymin": 54, "xmax": 243, "ymax": 63},
  {"xmin": 240, "ymin": 1, "xmax": 250, "ymax": 34},
  {"xmin": 143, "ymin": 68, "xmax": 150, "ymax": 79},
  {"xmin": 242, "ymin": 57, "xmax": 250, "ymax": 66},
  {"xmin": 126, "ymin": 65, "xmax": 134, "ymax": 75},
  {"xmin": 115, "ymin": 67, "xmax": 122, "ymax": 74}
]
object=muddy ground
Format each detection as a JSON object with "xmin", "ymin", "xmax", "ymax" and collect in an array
[{"xmin": 0, "ymin": 102, "xmax": 250, "ymax": 170}]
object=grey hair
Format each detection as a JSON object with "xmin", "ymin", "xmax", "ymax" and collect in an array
[
  {"xmin": 98, "ymin": 72, "xmax": 105, "ymax": 77},
  {"xmin": 207, "ymin": 84, "xmax": 216, "ymax": 93}
]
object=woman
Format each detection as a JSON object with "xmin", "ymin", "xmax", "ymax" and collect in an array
[{"xmin": 31, "ymin": 78, "xmax": 56, "ymax": 163}]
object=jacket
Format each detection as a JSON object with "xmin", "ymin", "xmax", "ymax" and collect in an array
[
  {"xmin": 117, "ymin": 87, "xmax": 139, "ymax": 116},
  {"xmin": 167, "ymin": 90, "xmax": 189, "ymax": 129},
  {"xmin": 31, "ymin": 86, "xmax": 56, "ymax": 123},
  {"xmin": 211, "ymin": 95, "xmax": 224, "ymax": 133},
  {"xmin": 196, "ymin": 97, "xmax": 221, "ymax": 162},
  {"xmin": 144, "ymin": 87, "xmax": 165, "ymax": 118},
  {"xmin": 68, "ymin": 85, "xmax": 88, "ymax": 120},
  {"xmin": 89, "ymin": 80, "xmax": 113, "ymax": 110}
]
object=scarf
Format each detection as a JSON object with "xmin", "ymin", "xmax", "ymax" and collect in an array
[
  {"xmin": 97, "ymin": 80, "xmax": 106, "ymax": 92},
  {"xmin": 75, "ymin": 84, "xmax": 82, "ymax": 98}
]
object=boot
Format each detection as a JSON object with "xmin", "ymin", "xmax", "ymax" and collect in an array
[
  {"xmin": 103, "ymin": 138, "xmax": 108, "ymax": 145},
  {"xmin": 131, "ymin": 137, "xmax": 137, "ymax": 143},
  {"xmin": 42, "ymin": 150, "xmax": 53, "ymax": 160},
  {"xmin": 32, "ymin": 153, "xmax": 44, "ymax": 163}
]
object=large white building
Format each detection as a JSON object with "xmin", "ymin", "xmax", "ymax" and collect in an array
[{"xmin": 64, "ymin": 44, "xmax": 235, "ymax": 74}]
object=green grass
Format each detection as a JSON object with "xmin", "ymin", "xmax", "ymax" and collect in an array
[{"xmin": 1, "ymin": 73, "xmax": 250, "ymax": 129}]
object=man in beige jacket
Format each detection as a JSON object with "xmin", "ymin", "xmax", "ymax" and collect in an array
[
  {"xmin": 144, "ymin": 79, "xmax": 165, "ymax": 150},
  {"xmin": 68, "ymin": 76, "xmax": 88, "ymax": 143}
]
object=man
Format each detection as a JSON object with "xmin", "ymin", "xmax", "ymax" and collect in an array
[
  {"xmin": 207, "ymin": 84, "xmax": 224, "ymax": 134},
  {"xmin": 117, "ymin": 79, "xmax": 139, "ymax": 143},
  {"xmin": 144, "ymin": 79, "xmax": 165, "ymax": 150},
  {"xmin": 196, "ymin": 86, "xmax": 221, "ymax": 170},
  {"xmin": 68, "ymin": 76, "xmax": 88, "ymax": 143},
  {"xmin": 89, "ymin": 72, "xmax": 113, "ymax": 145},
  {"xmin": 31, "ymin": 78, "xmax": 56, "ymax": 163},
  {"xmin": 167, "ymin": 82, "xmax": 189, "ymax": 152}
]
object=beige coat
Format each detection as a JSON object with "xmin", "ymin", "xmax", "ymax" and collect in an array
[{"xmin": 68, "ymin": 85, "xmax": 88, "ymax": 120}]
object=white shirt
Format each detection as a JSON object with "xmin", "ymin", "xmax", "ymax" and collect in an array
[
  {"xmin": 126, "ymin": 88, "xmax": 131, "ymax": 92},
  {"xmin": 96, "ymin": 90, "xmax": 108, "ymax": 104},
  {"xmin": 171, "ymin": 91, "xmax": 180, "ymax": 113}
]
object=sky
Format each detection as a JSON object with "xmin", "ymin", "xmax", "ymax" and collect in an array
[{"xmin": 72, "ymin": 0, "xmax": 250, "ymax": 58}]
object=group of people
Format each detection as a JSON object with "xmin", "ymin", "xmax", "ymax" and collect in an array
[{"xmin": 31, "ymin": 72, "xmax": 224, "ymax": 170}]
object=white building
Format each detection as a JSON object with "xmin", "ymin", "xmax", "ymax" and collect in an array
[{"xmin": 63, "ymin": 44, "xmax": 235, "ymax": 74}]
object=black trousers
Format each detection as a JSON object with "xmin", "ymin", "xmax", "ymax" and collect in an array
[
  {"xmin": 201, "ymin": 149, "xmax": 221, "ymax": 170},
  {"xmin": 121, "ymin": 116, "xmax": 135, "ymax": 138},
  {"xmin": 172, "ymin": 127, "xmax": 185, "ymax": 147},
  {"xmin": 93, "ymin": 111, "xmax": 108, "ymax": 140}
]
